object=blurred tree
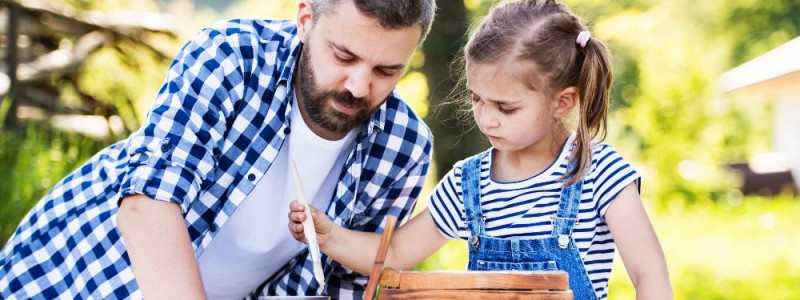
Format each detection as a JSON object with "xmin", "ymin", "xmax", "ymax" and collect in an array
[
  {"xmin": 588, "ymin": 0, "xmax": 799, "ymax": 205},
  {"xmin": 724, "ymin": 0, "xmax": 800, "ymax": 66},
  {"xmin": 422, "ymin": 0, "xmax": 487, "ymax": 180}
]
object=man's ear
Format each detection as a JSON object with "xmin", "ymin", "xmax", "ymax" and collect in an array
[
  {"xmin": 554, "ymin": 86, "xmax": 579, "ymax": 118},
  {"xmin": 297, "ymin": 0, "xmax": 314, "ymax": 43}
]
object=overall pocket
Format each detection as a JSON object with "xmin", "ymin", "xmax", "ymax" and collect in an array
[{"xmin": 475, "ymin": 260, "xmax": 558, "ymax": 271}]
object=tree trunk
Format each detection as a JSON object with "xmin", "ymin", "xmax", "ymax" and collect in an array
[
  {"xmin": 3, "ymin": 4, "xmax": 19, "ymax": 128},
  {"xmin": 422, "ymin": 0, "xmax": 488, "ymax": 180}
]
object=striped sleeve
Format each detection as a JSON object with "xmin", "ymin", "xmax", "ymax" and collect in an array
[
  {"xmin": 590, "ymin": 144, "xmax": 640, "ymax": 218},
  {"xmin": 428, "ymin": 162, "xmax": 467, "ymax": 240}
]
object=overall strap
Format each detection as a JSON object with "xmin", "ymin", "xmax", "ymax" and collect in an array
[
  {"xmin": 461, "ymin": 154, "xmax": 487, "ymax": 243},
  {"xmin": 551, "ymin": 163, "xmax": 584, "ymax": 248}
]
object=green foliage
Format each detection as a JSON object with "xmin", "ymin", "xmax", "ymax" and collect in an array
[
  {"xmin": 607, "ymin": 196, "xmax": 800, "ymax": 299},
  {"xmin": 579, "ymin": 0, "xmax": 792, "ymax": 206},
  {"xmin": 723, "ymin": 1, "xmax": 800, "ymax": 66},
  {"xmin": 0, "ymin": 125, "xmax": 110, "ymax": 246}
]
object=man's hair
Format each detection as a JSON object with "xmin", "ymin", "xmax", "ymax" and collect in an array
[{"xmin": 311, "ymin": 0, "xmax": 436, "ymax": 42}]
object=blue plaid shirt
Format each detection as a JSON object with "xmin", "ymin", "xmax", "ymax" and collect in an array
[{"xmin": 0, "ymin": 19, "xmax": 432, "ymax": 300}]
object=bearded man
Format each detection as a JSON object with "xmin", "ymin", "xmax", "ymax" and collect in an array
[{"xmin": 0, "ymin": 1, "xmax": 435, "ymax": 299}]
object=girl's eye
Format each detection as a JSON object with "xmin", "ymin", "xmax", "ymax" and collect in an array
[{"xmin": 499, "ymin": 107, "xmax": 517, "ymax": 115}]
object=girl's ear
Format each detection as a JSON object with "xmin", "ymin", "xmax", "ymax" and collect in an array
[
  {"xmin": 297, "ymin": 0, "xmax": 314, "ymax": 43},
  {"xmin": 554, "ymin": 86, "xmax": 578, "ymax": 118}
]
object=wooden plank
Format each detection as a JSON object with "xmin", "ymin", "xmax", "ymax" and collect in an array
[
  {"xmin": 379, "ymin": 269, "xmax": 569, "ymax": 291},
  {"xmin": 379, "ymin": 289, "xmax": 572, "ymax": 300}
]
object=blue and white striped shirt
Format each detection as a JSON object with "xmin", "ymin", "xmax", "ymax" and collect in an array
[
  {"xmin": 0, "ymin": 19, "xmax": 432, "ymax": 300},
  {"xmin": 429, "ymin": 133, "xmax": 639, "ymax": 299}
]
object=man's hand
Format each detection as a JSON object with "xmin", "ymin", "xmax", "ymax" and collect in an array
[{"xmin": 288, "ymin": 200, "xmax": 335, "ymax": 248}]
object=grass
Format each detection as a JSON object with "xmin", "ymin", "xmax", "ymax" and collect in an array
[{"xmin": 608, "ymin": 196, "xmax": 800, "ymax": 299}]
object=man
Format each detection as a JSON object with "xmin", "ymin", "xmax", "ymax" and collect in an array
[{"xmin": 0, "ymin": 0, "xmax": 435, "ymax": 299}]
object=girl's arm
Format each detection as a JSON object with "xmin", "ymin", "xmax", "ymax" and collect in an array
[
  {"xmin": 288, "ymin": 201, "xmax": 448, "ymax": 274},
  {"xmin": 605, "ymin": 183, "xmax": 673, "ymax": 299}
]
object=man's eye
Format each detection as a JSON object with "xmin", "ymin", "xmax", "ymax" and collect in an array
[
  {"xmin": 376, "ymin": 69, "xmax": 395, "ymax": 77},
  {"xmin": 334, "ymin": 53, "xmax": 354, "ymax": 63}
]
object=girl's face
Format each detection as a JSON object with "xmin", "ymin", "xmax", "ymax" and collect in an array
[{"xmin": 467, "ymin": 61, "xmax": 559, "ymax": 154}]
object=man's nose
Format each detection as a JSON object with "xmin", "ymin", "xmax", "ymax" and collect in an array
[{"xmin": 344, "ymin": 68, "xmax": 370, "ymax": 99}]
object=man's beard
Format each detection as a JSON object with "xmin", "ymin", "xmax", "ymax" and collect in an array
[{"xmin": 297, "ymin": 44, "xmax": 374, "ymax": 135}]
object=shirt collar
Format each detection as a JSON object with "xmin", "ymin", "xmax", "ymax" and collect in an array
[{"xmin": 278, "ymin": 31, "xmax": 302, "ymax": 86}]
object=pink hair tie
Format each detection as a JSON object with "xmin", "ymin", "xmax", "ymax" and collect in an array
[{"xmin": 576, "ymin": 31, "xmax": 591, "ymax": 48}]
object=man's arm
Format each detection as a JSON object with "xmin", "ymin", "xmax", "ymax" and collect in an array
[
  {"xmin": 117, "ymin": 194, "xmax": 206, "ymax": 300},
  {"xmin": 116, "ymin": 25, "xmax": 256, "ymax": 297}
]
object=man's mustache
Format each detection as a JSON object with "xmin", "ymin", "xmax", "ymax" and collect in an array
[{"xmin": 320, "ymin": 90, "xmax": 369, "ymax": 110}]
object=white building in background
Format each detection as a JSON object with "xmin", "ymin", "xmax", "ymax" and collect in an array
[{"xmin": 720, "ymin": 36, "xmax": 800, "ymax": 190}]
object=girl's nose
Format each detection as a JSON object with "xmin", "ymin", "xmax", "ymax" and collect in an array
[{"xmin": 477, "ymin": 105, "xmax": 500, "ymax": 130}]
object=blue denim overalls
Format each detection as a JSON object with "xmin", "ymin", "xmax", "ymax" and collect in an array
[{"xmin": 462, "ymin": 154, "xmax": 598, "ymax": 300}]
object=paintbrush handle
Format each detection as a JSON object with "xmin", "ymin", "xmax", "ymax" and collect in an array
[
  {"xmin": 290, "ymin": 160, "xmax": 326, "ymax": 288},
  {"xmin": 363, "ymin": 216, "xmax": 398, "ymax": 300}
]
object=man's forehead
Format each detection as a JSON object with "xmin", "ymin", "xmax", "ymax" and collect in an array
[{"xmin": 314, "ymin": 12, "xmax": 421, "ymax": 67}]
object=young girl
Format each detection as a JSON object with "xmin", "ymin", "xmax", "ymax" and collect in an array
[{"xmin": 289, "ymin": 0, "xmax": 672, "ymax": 299}]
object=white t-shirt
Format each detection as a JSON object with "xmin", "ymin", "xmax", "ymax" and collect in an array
[
  {"xmin": 198, "ymin": 96, "xmax": 358, "ymax": 300},
  {"xmin": 428, "ymin": 133, "xmax": 640, "ymax": 300}
]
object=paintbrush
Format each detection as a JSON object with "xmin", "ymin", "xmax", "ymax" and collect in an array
[{"xmin": 290, "ymin": 159, "xmax": 326, "ymax": 290}]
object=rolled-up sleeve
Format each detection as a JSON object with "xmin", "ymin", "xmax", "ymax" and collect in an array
[{"xmin": 119, "ymin": 28, "xmax": 250, "ymax": 213}]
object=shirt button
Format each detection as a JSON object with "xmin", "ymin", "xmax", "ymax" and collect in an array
[
  {"xmin": 209, "ymin": 224, "xmax": 217, "ymax": 232},
  {"xmin": 283, "ymin": 127, "xmax": 291, "ymax": 135},
  {"xmin": 247, "ymin": 173, "xmax": 256, "ymax": 181},
  {"xmin": 160, "ymin": 143, "xmax": 173, "ymax": 152}
]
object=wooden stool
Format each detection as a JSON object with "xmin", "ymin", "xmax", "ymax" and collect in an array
[{"xmin": 362, "ymin": 217, "xmax": 573, "ymax": 299}]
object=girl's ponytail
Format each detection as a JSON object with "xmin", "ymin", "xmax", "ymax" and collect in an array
[{"xmin": 567, "ymin": 36, "xmax": 612, "ymax": 185}]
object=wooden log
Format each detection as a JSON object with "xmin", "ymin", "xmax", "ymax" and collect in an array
[
  {"xmin": 0, "ymin": 0, "xmax": 177, "ymax": 35},
  {"xmin": 17, "ymin": 31, "xmax": 107, "ymax": 82},
  {"xmin": 0, "ymin": 0, "xmax": 176, "ymax": 59},
  {"xmin": 0, "ymin": 30, "xmax": 106, "ymax": 96}
]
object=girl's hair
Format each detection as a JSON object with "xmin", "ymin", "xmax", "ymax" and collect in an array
[{"xmin": 466, "ymin": 0, "xmax": 612, "ymax": 185}]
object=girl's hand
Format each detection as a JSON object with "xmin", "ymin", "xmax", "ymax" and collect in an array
[{"xmin": 288, "ymin": 200, "xmax": 334, "ymax": 248}]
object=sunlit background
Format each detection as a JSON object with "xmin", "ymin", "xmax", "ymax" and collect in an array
[{"xmin": 1, "ymin": 0, "xmax": 798, "ymax": 298}]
